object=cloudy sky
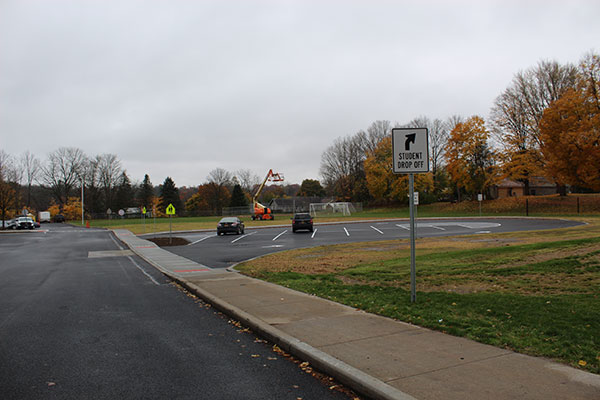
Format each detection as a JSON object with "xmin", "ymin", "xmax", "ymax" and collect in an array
[{"xmin": 1, "ymin": 0, "xmax": 599, "ymax": 187}]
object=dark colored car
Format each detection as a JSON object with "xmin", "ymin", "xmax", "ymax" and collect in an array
[
  {"xmin": 292, "ymin": 213, "xmax": 313, "ymax": 233},
  {"xmin": 53, "ymin": 214, "xmax": 65, "ymax": 223},
  {"xmin": 217, "ymin": 217, "xmax": 245, "ymax": 235}
]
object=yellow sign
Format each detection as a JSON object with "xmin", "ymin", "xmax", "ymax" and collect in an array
[
  {"xmin": 142, "ymin": 206, "xmax": 147, "ymax": 214},
  {"xmin": 166, "ymin": 203, "xmax": 176, "ymax": 215}
]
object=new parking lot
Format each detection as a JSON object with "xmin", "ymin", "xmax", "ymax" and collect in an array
[{"xmin": 141, "ymin": 218, "xmax": 584, "ymax": 269}]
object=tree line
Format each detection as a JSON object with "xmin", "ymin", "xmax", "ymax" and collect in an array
[
  {"xmin": 319, "ymin": 51, "xmax": 600, "ymax": 204},
  {"xmin": 0, "ymin": 149, "xmax": 326, "ymax": 222}
]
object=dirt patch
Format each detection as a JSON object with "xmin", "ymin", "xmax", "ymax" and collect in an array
[{"xmin": 147, "ymin": 237, "xmax": 190, "ymax": 247}]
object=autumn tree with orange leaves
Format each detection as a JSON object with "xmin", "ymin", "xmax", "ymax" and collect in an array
[
  {"xmin": 491, "ymin": 61, "xmax": 577, "ymax": 194},
  {"xmin": 540, "ymin": 52, "xmax": 600, "ymax": 191},
  {"xmin": 445, "ymin": 116, "xmax": 497, "ymax": 200},
  {"xmin": 364, "ymin": 137, "xmax": 434, "ymax": 205}
]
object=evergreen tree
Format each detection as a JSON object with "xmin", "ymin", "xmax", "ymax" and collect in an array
[
  {"xmin": 159, "ymin": 176, "xmax": 182, "ymax": 214},
  {"xmin": 114, "ymin": 171, "xmax": 134, "ymax": 211},
  {"xmin": 139, "ymin": 174, "xmax": 154, "ymax": 209},
  {"xmin": 298, "ymin": 179, "xmax": 325, "ymax": 197},
  {"xmin": 229, "ymin": 184, "xmax": 248, "ymax": 207}
]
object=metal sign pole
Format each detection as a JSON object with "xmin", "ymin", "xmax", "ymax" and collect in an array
[
  {"xmin": 169, "ymin": 214, "xmax": 172, "ymax": 245},
  {"xmin": 392, "ymin": 127, "xmax": 428, "ymax": 304},
  {"xmin": 409, "ymin": 173, "xmax": 417, "ymax": 303}
]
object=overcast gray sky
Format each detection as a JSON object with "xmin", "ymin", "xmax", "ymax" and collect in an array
[{"xmin": 1, "ymin": 0, "xmax": 599, "ymax": 186}]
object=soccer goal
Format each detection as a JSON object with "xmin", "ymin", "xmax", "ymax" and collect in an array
[{"xmin": 309, "ymin": 202, "xmax": 357, "ymax": 217}]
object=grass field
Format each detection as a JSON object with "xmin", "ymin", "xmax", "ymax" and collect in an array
[{"xmin": 236, "ymin": 217, "xmax": 600, "ymax": 374}]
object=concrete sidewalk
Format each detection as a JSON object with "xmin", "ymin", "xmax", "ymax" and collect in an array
[{"xmin": 113, "ymin": 229, "xmax": 600, "ymax": 400}]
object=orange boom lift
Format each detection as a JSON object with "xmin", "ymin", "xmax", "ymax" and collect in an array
[{"xmin": 252, "ymin": 169, "xmax": 284, "ymax": 220}]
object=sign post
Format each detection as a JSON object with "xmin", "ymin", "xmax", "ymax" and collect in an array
[
  {"xmin": 166, "ymin": 203, "xmax": 176, "ymax": 244},
  {"xmin": 478, "ymin": 194, "xmax": 483, "ymax": 216},
  {"xmin": 392, "ymin": 127, "xmax": 429, "ymax": 303},
  {"xmin": 142, "ymin": 206, "xmax": 147, "ymax": 234}
]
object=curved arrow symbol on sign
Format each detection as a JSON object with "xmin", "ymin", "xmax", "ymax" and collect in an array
[{"xmin": 405, "ymin": 133, "xmax": 416, "ymax": 150}]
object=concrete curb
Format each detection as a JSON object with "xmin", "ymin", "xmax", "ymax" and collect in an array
[
  {"xmin": 113, "ymin": 229, "xmax": 416, "ymax": 400},
  {"xmin": 172, "ymin": 277, "xmax": 416, "ymax": 400}
]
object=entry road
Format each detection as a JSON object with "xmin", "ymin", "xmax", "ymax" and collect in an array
[
  {"xmin": 0, "ymin": 225, "xmax": 350, "ymax": 399},
  {"xmin": 151, "ymin": 218, "xmax": 583, "ymax": 269}
]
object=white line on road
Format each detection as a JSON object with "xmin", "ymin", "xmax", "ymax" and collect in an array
[
  {"xmin": 127, "ymin": 256, "xmax": 160, "ymax": 285},
  {"xmin": 370, "ymin": 226, "xmax": 384, "ymax": 234},
  {"xmin": 396, "ymin": 224, "xmax": 410, "ymax": 230},
  {"xmin": 428, "ymin": 225, "xmax": 446, "ymax": 231},
  {"xmin": 231, "ymin": 231, "xmax": 256, "ymax": 243},
  {"xmin": 272, "ymin": 230, "xmax": 287, "ymax": 241},
  {"xmin": 188, "ymin": 235, "xmax": 215, "ymax": 245},
  {"xmin": 311, "ymin": 229, "xmax": 317, "ymax": 239},
  {"xmin": 343, "ymin": 227, "xmax": 350, "ymax": 236},
  {"xmin": 457, "ymin": 224, "xmax": 473, "ymax": 229}
]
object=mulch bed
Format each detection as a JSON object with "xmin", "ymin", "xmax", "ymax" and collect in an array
[{"xmin": 146, "ymin": 237, "xmax": 190, "ymax": 247}]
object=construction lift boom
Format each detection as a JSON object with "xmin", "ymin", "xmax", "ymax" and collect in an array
[{"xmin": 252, "ymin": 169, "xmax": 284, "ymax": 220}]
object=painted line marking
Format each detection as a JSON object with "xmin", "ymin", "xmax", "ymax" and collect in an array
[
  {"xmin": 136, "ymin": 245, "xmax": 157, "ymax": 249},
  {"xmin": 396, "ymin": 224, "xmax": 410, "ymax": 230},
  {"xmin": 189, "ymin": 235, "xmax": 215, "ymax": 245},
  {"xmin": 370, "ymin": 226, "xmax": 384, "ymax": 234},
  {"xmin": 311, "ymin": 228, "xmax": 317, "ymax": 239},
  {"xmin": 457, "ymin": 224, "xmax": 473, "ymax": 229},
  {"xmin": 273, "ymin": 230, "xmax": 287, "ymax": 241},
  {"xmin": 231, "ymin": 231, "xmax": 255, "ymax": 243},
  {"xmin": 343, "ymin": 227, "xmax": 350, "ymax": 236},
  {"xmin": 127, "ymin": 256, "xmax": 160, "ymax": 285},
  {"xmin": 428, "ymin": 225, "xmax": 446, "ymax": 231},
  {"xmin": 475, "ymin": 231, "xmax": 491, "ymax": 234}
]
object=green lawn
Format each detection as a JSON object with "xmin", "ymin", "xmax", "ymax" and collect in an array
[{"xmin": 237, "ymin": 220, "xmax": 600, "ymax": 374}]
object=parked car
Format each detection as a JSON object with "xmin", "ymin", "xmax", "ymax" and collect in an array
[
  {"xmin": 217, "ymin": 217, "xmax": 245, "ymax": 235},
  {"xmin": 292, "ymin": 213, "xmax": 313, "ymax": 233},
  {"xmin": 15, "ymin": 216, "xmax": 35, "ymax": 230},
  {"xmin": 1, "ymin": 219, "xmax": 15, "ymax": 230},
  {"xmin": 53, "ymin": 214, "xmax": 65, "ymax": 223}
]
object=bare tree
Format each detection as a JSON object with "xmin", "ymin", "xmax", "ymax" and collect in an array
[
  {"xmin": 41, "ymin": 147, "xmax": 87, "ymax": 206},
  {"xmin": 0, "ymin": 151, "xmax": 17, "ymax": 227},
  {"xmin": 96, "ymin": 153, "xmax": 123, "ymax": 210},
  {"xmin": 358, "ymin": 120, "xmax": 392, "ymax": 156},
  {"xmin": 206, "ymin": 168, "xmax": 232, "ymax": 215},
  {"xmin": 20, "ymin": 151, "xmax": 40, "ymax": 207},
  {"xmin": 405, "ymin": 116, "xmax": 450, "ymax": 180},
  {"xmin": 235, "ymin": 169, "xmax": 261, "ymax": 194}
]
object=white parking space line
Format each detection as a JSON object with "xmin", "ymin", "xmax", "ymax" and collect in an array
[
  {"xmin": 396, "ymin": 224, "xmax": 410, "ymax": 230},
  {"xmin": 272, "ymin": 230, "xmax": 287, "ymax": 241},
  {"xmin": 457, "ymin": 224, "xmax": 473, "ymax": 229},
  {"xmin": 231, "ymin": 231, "xmax": 256, "ymax": 243},
  {"xmin": 343, "ymin": 227, "xmax": 350, "ymax": 236},
  {"xmin": 188, "ymin": 235, "xmax": 215, "ymax": 245},
  {"xmin": 370, "ymin": 226, "xmax": 384, "ymax": 235},
  {"xmin": 311, "ymin": 229, "xmax": 317, "ymax": 239},
  {"xmin": 427, "ymin": 225, "xmax": 446, "ymax": 231}
]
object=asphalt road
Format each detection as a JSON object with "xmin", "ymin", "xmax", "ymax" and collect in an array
[
  {"xmin": 0, "ymin": 225, "xmax": 350, "ymax": 399},
  {"xmin": 150, "ymin": 218, "xmax": 584, "ymax": 269}
]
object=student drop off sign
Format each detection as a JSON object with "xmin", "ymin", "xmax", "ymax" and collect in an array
[
  {"xmin": 392, "ymin": 127, "xmax": 429, "ymax": 173},
  {"xmin": 392, "ymin": 127, "xmax": 429, "ymax": 303}
]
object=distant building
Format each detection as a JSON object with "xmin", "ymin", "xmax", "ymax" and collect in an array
[{"xmin": 493, "ymin": 177, "xmax": 559, "ymax": 198}]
